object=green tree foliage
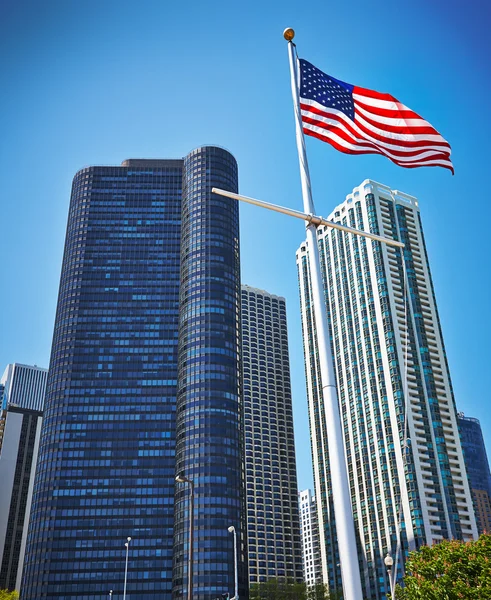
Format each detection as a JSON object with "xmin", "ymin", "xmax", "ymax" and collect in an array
[
  {"xmin": 395, "ymin": 534, "xmax": 491, "ymax": 599},
  {"xmin": 306, "ymin": 583, "xmax": 336, "ymax": 600},
  {"xmin": 250, "ymin": 578, "xmax": 305, "ymax": 600},
  {"xmin": 306, "ymin": 583, "xmax": 343, "ymax": 600},
  {"xmin": 0, "ymin": 590, "xmax": 19, "ymax": 600},
  {"xmin": 249, "ymin": 579, "xmax": 342, "ymax": 600}
]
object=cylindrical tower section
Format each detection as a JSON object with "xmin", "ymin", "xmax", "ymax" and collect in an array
[{"xmin": 173, "ymin": 147, "xmax": 247, "ymax": 600}]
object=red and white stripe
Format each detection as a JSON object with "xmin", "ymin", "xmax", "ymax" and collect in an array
[{"xmin": 300, "ymin": 84, "xmax": 454, "ymax": 173}]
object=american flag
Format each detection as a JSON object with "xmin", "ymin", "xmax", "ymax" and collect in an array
[{"xmin": 299, "ymin": 59, "xmax": 453, "ymax": 173}]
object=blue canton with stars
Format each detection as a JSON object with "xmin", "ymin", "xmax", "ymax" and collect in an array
[{"xmin": 299, "ymin": 59, "xmax": 355, "ymax": 121}]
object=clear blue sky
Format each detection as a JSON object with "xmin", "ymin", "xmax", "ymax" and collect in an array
[{"xmin": 1, "ymin": 0, "xmax": 490, "ymax": 492}]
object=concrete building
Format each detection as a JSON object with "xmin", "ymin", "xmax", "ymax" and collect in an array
[
  {"xmin": 298, "ymin": 489, "xmax": 322, "ymax": 586},
  {"xmin": 21, "ymin": 148, "xmax": 247, "ymax": 600},
  {"xmin": 241, "ymin": 285, "xmax": 302, "ymax": 584},
  {"xmin": 296, "ymin": 180, "xmax": 477, "ymax": 599},
  {"xmin": 0, "ymin": 363, "xmax": 46, "ymax": 413},
  {"xmin": 0, "ymin": 363, "xmax": 47, "ymax": 591},
  {"xmin": 458, "ymin": 414, "xmax": 491, "ymax": 533}
]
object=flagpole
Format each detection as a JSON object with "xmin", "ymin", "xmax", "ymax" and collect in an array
[{"xmin": 284, "ymin": 28, "xmax": 364, "ymax": 600}]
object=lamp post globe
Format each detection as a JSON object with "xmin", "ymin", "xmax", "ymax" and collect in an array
[{"xmin": 384, "ymin": 553, "xmax": 395, "ymax": 600}]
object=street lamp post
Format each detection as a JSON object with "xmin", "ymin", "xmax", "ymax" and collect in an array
[
  {"xmin": 109, "ymin": 591, "xmax": 113, "ymax": 599},
  {"xmin": 123, "ymin": 536, "xmax": 131, "ymax": 600},
  {"xmin": 176, "ymin": 474, "xmax": 195, "ymax": 600},
  {"xmin": 384, "ymin": 553, "xmax": 395, "ymax": 600},
  {"xmin": 227, "ymin": 526, "xmax": 238, "ymax": 600}
]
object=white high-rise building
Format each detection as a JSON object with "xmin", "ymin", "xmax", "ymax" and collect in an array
[
  {"xmin": 299, "ymin": 489, "xmax": 322, "ymax": 586},
  {"xmin": 296, "ymin": 180, "xmax": 477, "ymax": 599},
  {"xmin": 0, "ymin": 364, "xmax": 46, "ymax": 413},
  {"xmin": 0, "ymin": 364, "xmax": 47, "ymax": 591}
]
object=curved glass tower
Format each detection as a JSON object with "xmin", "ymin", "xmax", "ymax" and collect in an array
[
  {"xmin": 173, "ymin": 147, "xmax": 247, "ymax": 600},
  {"xmin": 21, "ymin": 148, "xmax": 247, "ymax": 600}
]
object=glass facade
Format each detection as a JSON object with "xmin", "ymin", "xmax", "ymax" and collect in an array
[
  {"xmin": 297, "ymin": 180, "xmax": 477, "ymax": 600},
  {"xmin": 173, "ymin": 147, "xmax": 247, "ymax": 600},
  {"xmin": 22, "ymin": 148, "xmax": 247, "ymax": 600},
  {"xmin": 0, "ymin": 407, "xmax": 43, "ymax": 591},
  {"xmin": 0, "ymin": 364, "xmax": 47, "ymax": 591},
  {"xmin": 458, "ymin": 415, "xmax": 491, "ymax": 533}
]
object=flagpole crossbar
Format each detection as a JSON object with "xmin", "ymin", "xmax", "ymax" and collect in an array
[{"xmin": 212, "ymin": 187, "xmax": 405, "ymax": 250}]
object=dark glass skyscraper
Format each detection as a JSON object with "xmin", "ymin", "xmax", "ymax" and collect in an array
[
  {"xmin": 21, "ymin": 147, "xmax": 247, "ymax": 600},
  {"xmin": 173, "ymin": 149, "xmax": 247, "ymax": 600},
  {"xmin": 459, "ymin": 414, "xmax": 491, "ymax": 534}
]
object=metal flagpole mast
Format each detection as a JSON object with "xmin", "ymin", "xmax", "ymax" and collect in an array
[{"xmin": 283, "ymin": 27, "xmax": 364, "ymax": 599}]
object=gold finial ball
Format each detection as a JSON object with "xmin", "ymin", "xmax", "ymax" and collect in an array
[{"xmin": 283, "ymin": 28, "xmax": 295, "ymax": 41}]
